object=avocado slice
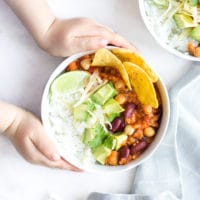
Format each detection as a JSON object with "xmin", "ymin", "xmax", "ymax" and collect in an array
[
  {"xmin": 190, "ymin": 25, "xmax": 200, "ymax": 41},
  {"xmin": 103, "ymin": 135, "xmax": 117, "ymax": 150},
  {"xmin": 103, "ymin": 98, "xmax": 124, "ymax": 122},
  {"xmin": 73, "ymin": 100, "xmax": 95, "ymax": 122},
  {"xmin": 93, "ymin": 145, "xmax": 112, "ymax": 164},
  {"xmin": 114, "ymin": 133, "xmax": 128, "ymax": 150},
  {"xmin": 82, "ymin": 128, "xmax": 96, "ymax": 145},
  {"xmin": 87, "ymin": 124, "xmax": 109, "ymax": 149},
  {"xmin": 173, "ymin": 13, "xmax": 196, "ymax": 29},
  {"xmin": 91, "ymin": 82, "xmax": 117, "ymax": 105}
]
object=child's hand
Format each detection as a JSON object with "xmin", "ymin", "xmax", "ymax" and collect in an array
[
  {"xmin": 2, "ymin": 103, "xmax": 80, "ymax": 171},
  {"xmin": 41, "ymin": 18, "xmax": 136, "ymax": 57},
  {"xmin": 6, "ymin": 1, "xmax": 136, "ymax": 57}
]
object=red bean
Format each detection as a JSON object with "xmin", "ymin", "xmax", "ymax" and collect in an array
[
  {"xmin": 124, "ymin": 103, "xmax": 136, "ymax": 118},
  {"xmin": 130, "ymin": 141, "xmax": 148, "ymax": 155},
  {"xmin": 119, "ymin": 146, "xmax": 130, "ymax": 160},
  {"xmin": 110, "ymin": 117, "xmax": 125, "ymax": 133}
]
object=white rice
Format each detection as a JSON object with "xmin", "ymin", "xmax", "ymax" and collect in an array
[{"xmin": 47, "ymin": 90, "xmax": 96, "ymax": 167}]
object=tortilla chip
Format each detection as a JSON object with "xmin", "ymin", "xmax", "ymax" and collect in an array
[
  {"xmin": 124, "ymin": 62, "xmax": 158, "ymax": 108},
  {"xmin": 111, "ymin": 48, "xmax": 158, "ymax": 83},
  {"xmin": 91, "ymin": 48, "xmax": 131, "ymax": 90}
]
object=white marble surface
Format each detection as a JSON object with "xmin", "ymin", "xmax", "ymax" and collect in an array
[{"xmin": 0, "ymin": 0, "xmax": 193, "ymax": 200}]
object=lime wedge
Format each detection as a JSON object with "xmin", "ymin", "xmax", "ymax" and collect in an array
[{"xmin": 51, "ymin": 71, "xmax": 90, "ymax": 94}]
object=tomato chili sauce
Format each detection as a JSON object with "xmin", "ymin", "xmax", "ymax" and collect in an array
[{"xmin": 65, "ymin": 54, "xmax": 162, "ymax": 166}]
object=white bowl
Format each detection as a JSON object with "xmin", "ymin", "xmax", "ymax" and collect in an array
[
  {"xmin": 139, "ymin": 0, "xmax": 200, "ymax": 61},
  {"xmin": 41, "ymin": 49, "xmax": 170, "ymax": 173}
]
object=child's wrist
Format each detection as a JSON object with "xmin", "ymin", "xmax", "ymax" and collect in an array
[
  {"xmin": 4, "ymin": 110, "xmax": 22, "ymax": 138},
  {"xmin": 0, "ymin": 102, "xmax": 24, "ymax": 138},
  {"xmin": 37, "ymin": 17, "xmax": 57, "ymax": 52}
]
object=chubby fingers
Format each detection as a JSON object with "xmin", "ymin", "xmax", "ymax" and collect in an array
[
  {"xmin": 96, "ymin": 25, "xmax": 138, "ymax": 51},
  {"xmin": 24, "ymin": 136, "xmax": 82, "ymax": 171},
  {"xmin": 108, "ymin": 33, "xmax": 137, "ymax": 51},
  {"xmin": 30, "ymin": 126, "xmax": 82, "ymax": 171},
  {"xmin": 72, "ymin": 27, "xmax": 137, "ymax": 54},
  {"xmin": 31, "ymin": 124, "xmax": 61, "ymax": 162}
]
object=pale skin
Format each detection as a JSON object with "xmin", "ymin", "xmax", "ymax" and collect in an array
[{"xmin": 2, "ymin": 0, "xmax": 136, "ymax": 170}]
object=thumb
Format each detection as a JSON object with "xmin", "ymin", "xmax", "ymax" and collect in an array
[
  {"xmin": 31, "ymin": 125, "xmax": 61, "ymax": 161},
  {"xmin": 73, "ymin": 36, "xmax": 109, "ymax": 51}
]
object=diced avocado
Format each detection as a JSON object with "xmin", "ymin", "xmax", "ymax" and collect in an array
[
  {"xmin": 88, "ymin": 124, "xmax": 108, "ymax": 149},
  {"xmin": 73, "ymin": 100, "xmax": 95, "ymax": 122},
  {"xmin": 189, "ymin": 0, "xmax": 199, "ymax": 6},
  {"xmin": 190, "ymin": 25, "xmax": 200, "ymax": 42},
  {"xmin": 114, "ymin": 133, "xmax": 128, "ymax": 150},
  {"xmin": 153, "ymin": 0, "xmax": 168, "ymax": 8},
  {"xmin": 82, "ymin": 128, "xmax": 96, "ymax": 145},
  {"xmin": 173, "ymin": 14, "xmax": 196, "ymax": 29},
  {"xmin": 91, "ymin": 83, "xmax": 117, "ymax": 105},
  {"xmin": 103, "ymin": 135, "xmax": 117, "ymax": 150},
  {"xmin": 73, "ymin": 104, "xmax": 90, "ymax": 121},
  {"xmin": 103, "ymin": 98, "xmax": 124, "ymax": 122},
  {"xmin": 93, "ymin": 145, "xmax": 112, "ymax": 165}
]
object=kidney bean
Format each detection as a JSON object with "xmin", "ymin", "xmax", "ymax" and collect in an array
[
  {"xmin": 124, "ymin": 103, "xmax": 136, "ymax": 118},
  {"xmin": 130, "ymin": 141, "xmax": 148, "ymax": 155},
  {"xmin": 110, "ymin": 117, "xmax": 125, "ymax": 133},
  {"xmin": 119, "ymin": 146, "xmax": 130, "ymax": 160}
]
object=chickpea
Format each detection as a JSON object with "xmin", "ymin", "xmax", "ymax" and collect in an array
[
  {"xmin": 144, "ymin": 127, "xmax": 155, "ymax": 137},
  {"xmin": 124, "ymin": 125, "xmax": 135, "ymax": 135},
  {"xmin": 80, "ymin": 58, "xmax": 92, "ymax": 70},
  {"xmin": 114, "ymin": 80, "xmax": 125, "ymax": 90},
  {"xmin": 142, "ymin": 105, "xmax": 152, "ymax": 115},
  {"xmin": 115, "ymin": 94, "xmax": 126, "ymax": 105}
]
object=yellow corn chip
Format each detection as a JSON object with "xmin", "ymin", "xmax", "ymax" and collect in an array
[
  {"xmin": 112, "ymin": 48, "xmax": 158, "ymax": 82},
  {"xmin": 124, "ymin": 62, "xmax": 158, "ymax": 108},
  {"xmin": 91, "ymin": 48, "xmax": 131, "ymax": 90}
]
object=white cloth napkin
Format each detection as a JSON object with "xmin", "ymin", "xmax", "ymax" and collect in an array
[{"xmin": 88, "ymin": 65, "xmax": 200, "ymax": 200}]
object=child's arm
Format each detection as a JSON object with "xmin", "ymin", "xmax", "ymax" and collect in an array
[
  {"xmin": 0, "ymin": 101, "xmax": 80, "ymax": 171},
  {"xmin": 5, "ymin": 0, "xmax": 136, "ymax": 57},
  {"xmin": 5, "ymin": 0, "xmax": 55, "ymax": 47}
]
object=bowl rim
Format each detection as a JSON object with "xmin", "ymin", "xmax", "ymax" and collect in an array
[
  {"xmin": 138, "ymin": 0, "xmax": 200, "ymax": 62},
  {"xmin": 41, "ymin": 48, "xmax": 170, "ymax": 173}
]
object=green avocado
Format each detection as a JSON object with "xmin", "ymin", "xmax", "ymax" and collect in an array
[
  {"xmin": 92, "ymin": 145, "xmax": 112, "ymax": 165},
  {"xmin": 82, "ymin": 128, "xmax": 96, "ymax": 145},
  {"xmin": 114, "ymin": 133, "xmax": 128, "ymax": 150},
  {"xmin": 73, "ymin": 100, "xmax": 95, "ymax": 122},
  {"xmin": 84, "ymin": 124, "xmax": 109, "ymax": 149},
  {"xmin": 190, "ymin": 25, "xmax": 200, "ymax": 42},
  {"xmin": 103, "ymin": 98, "xmax": 124, "ymax": 122},
  {"xmin": 103, "ymin": 135, "xmax": 117, "ymax": 150},
  {"xmin": 91, "ymin": 82, "xmax": 117, "ymax": 105},
  {"xmin": 173, "ymin": 13, "xmax": 196, "ymax": 29}
]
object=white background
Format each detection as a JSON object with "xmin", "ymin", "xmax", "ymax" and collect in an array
[{"xmin": 0, "ymin": 0, "xmax": 192, "ymax": 199}]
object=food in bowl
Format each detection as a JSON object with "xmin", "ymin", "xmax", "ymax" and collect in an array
[
  {"xmin": 143, "ymin": 0, "xmax": 200, "ymax": 58},
  {"xmin": 45, "ymin": 48, "xmax": 163, "ymax": 167}
]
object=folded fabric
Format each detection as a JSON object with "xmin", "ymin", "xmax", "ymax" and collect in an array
[{"xmin": 88, "ymin": 65, "xmax": 200, "ymax": 200}]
